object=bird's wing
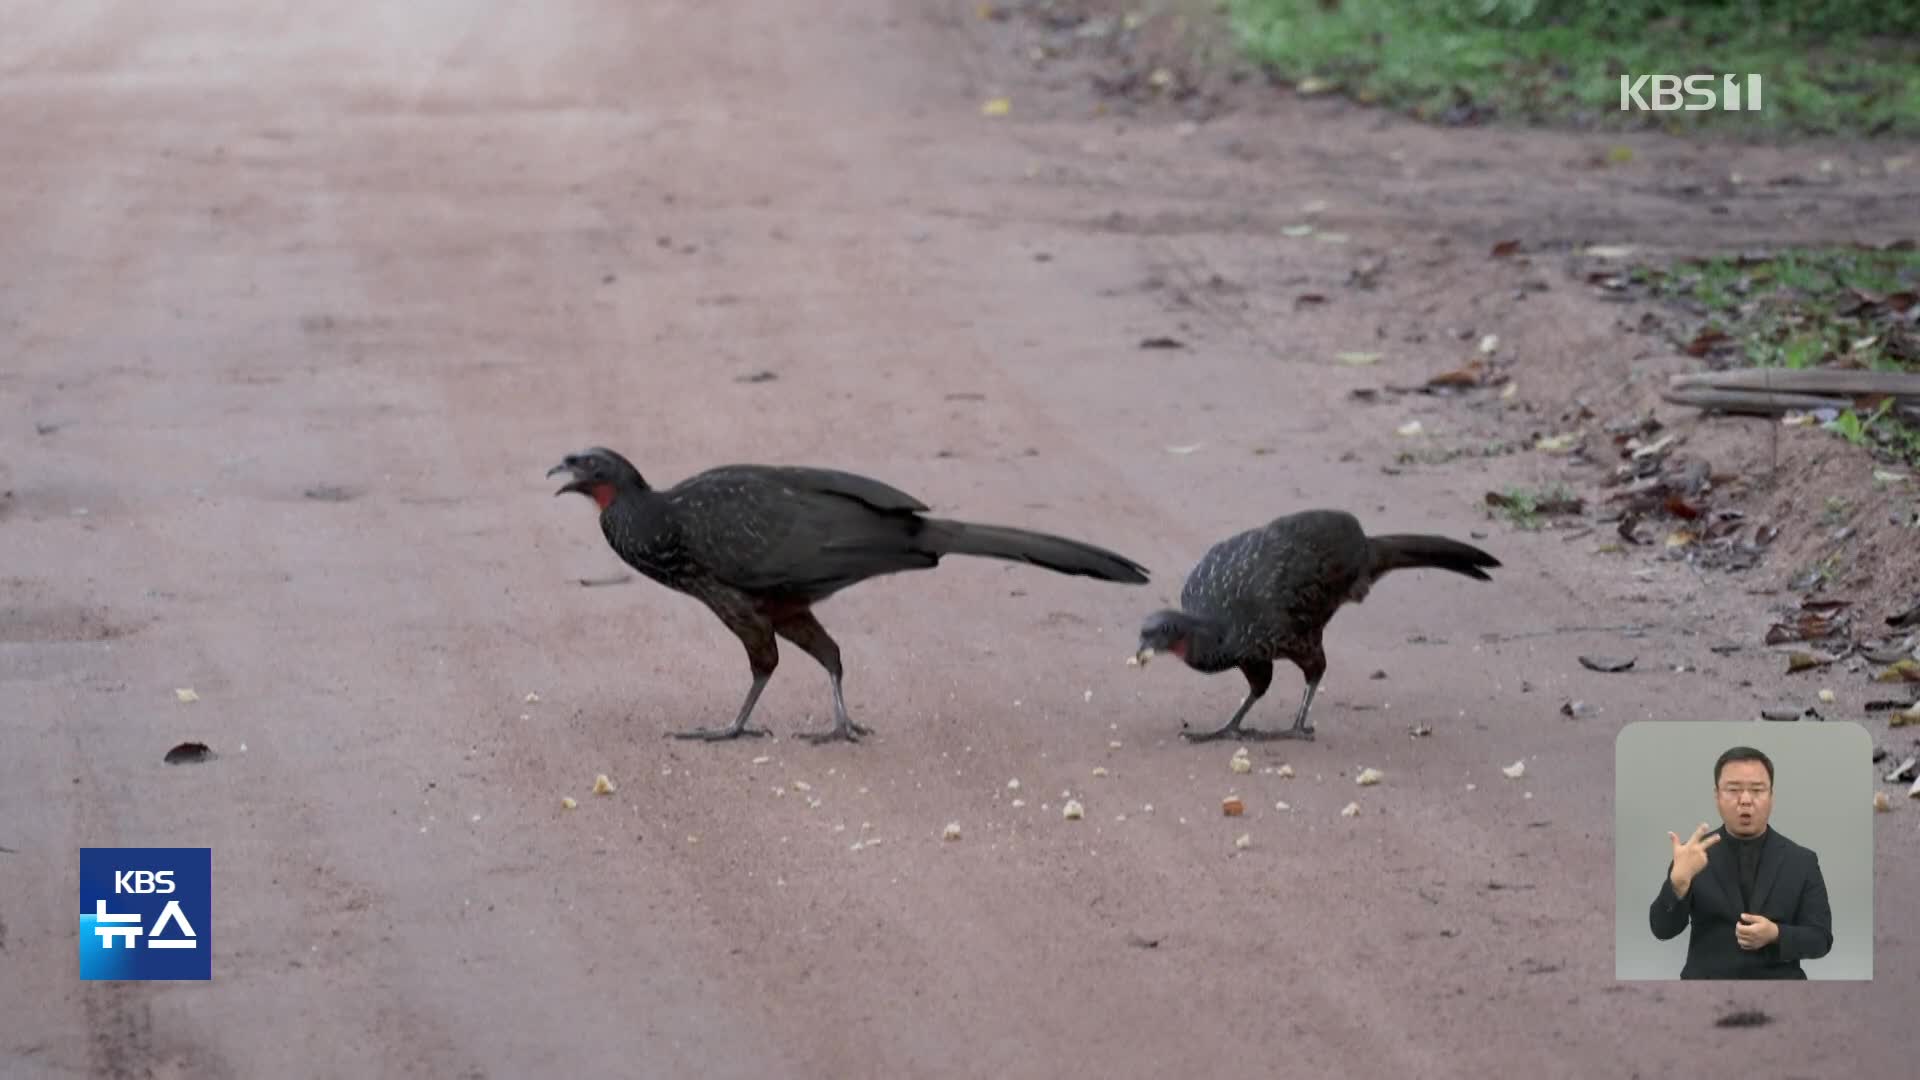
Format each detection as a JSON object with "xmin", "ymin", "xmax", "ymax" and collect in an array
[{"xmin": 666, "ymin": 466, "xmax": 932, "ymax": 594}]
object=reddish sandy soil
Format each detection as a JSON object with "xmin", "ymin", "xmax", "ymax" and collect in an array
[{"xmin": 3, "ymin": 2, "xmax": 1916, "ymax": 1077}]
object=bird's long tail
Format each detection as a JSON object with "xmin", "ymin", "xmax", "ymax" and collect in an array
[
  {"xmin": 1367, "ymin": 533, "xmax": 1500, "ymax": 582},
  {"xmin": 918, "ymin": 519, "xmax": 1151, "ymax": 584}
]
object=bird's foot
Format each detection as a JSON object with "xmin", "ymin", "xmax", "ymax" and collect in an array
[
  {"xmin": 666, "ymin": 723, "xmax": 771, "ymax": 741},
  {"xmin": 795, "ymin": 720, "xmax": 872, "ymax": 744},
  {"xmin": 1180, "ymin": 723, "xmax": 1313, "ymax": 743}
]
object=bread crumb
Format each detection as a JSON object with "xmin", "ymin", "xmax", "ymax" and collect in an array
[
  {"xmin": 942, "ymin": 822, "xmax": 962, "ymax": 841},
  {"xmin": 1062, "ymin": 800, "xmax": 1085, "ymax": 820},
  {"xmin": 1340, "ymin": 801, "xmax": 1361, "ymax": 817},
  {"xmin": 1234, "ymin": 833, "xmax": 1252, "ymax": 850},
  {"xmin": 1222, "ymin": 796, "xmax": 1245, "ymax": 817},
  {"xmin": 1355, "ymin": 767, "xmax": 1384, "ymax": 786},
  {"xmin": 560, "ymin": 796, "xmax": 577, "ymax": 810},
  {"xmin": 1501, "ymin": 760, "xmax": 1526, "ymax": 779},
  {"xmin": 592, "ymin": 774, "xmax": 616, "ymax": 795}
]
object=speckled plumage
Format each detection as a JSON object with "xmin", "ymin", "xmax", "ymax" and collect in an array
[
  {"xmin": 1138, "ymin": 508, "xmax": 1498, "ymax": 742},
  {"xmin": 553, "ymin": 447, "xmax": 1150, "ymax": 743}
]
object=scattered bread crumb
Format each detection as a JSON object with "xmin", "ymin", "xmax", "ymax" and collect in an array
[
  {"xmin": 1340, "ymin": 801, "xmax": 1361, "ymax": 817},
  {"xmin": 1007, "ymin": 778, "xmax": 1021, "ymax": 790},
  {"xmin": 1063, "ymin": 800, "xmax": 1085, "ymax": 820},
  {"xmin": 1234, "ymin": 833, "xmax": 1252, "ymax": 850},
  {"xmin": 560, "ymin": 796, "xmax": 577, "ymax": 810},
  {"xmin": 943, "ymin": 822, "xmax": 962, "ymax": 841},
  {"xmin": 174, "ymin": 688, "xmax": 199, "ymax": 703},
  {"xmin": 1230, "ymin": 748, "xmax": 1253, "ymax": 774},
  {"xmin": 1502, "ymin": 760, "xmax": 1526, "ymax": 779},
  {"xmin": 1092, "ymin": 767, "xmax": 1109, "ymax": 778},
  {"xmin": 1275, "ymin": 801, "xmax": 1291, "ymax": 811},
  {"xmin": 525, "ymin": 692, "xmax": 541, "ymax": 704},
  {"xmin": 1355, "ymin": 767, "xmax": 1384, "ymax": 786},
  {"xmin": 1874, "ymin": 791, "xmax": 1893, "ymax": 812},
  {"xmin": 751, "ymin": 755, "xmax": 772, "ymax": 765},
  {"xmin": 1011, "ymin": 798, "xmax": 1027, "ymax": 808},
  {"xmin": 1222, "ymin": 796, "xmax": 1245, "ymax": 817},
  {"xmin": 1277, "ymin": 764, "xmax": 1295, "ymax": 779},
  {"xmin": 592, "ymin": 774, "xmax": 616, "ymax": 795},
  {"xmin": 791, "ymin": 780, "xmax": 812, "ymax": 793},
  {"xmin": 1817, "ymin": 689, "xmax": 1836, "ymax": 704}
]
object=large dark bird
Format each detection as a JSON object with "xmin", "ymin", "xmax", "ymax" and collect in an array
[
  {"xmin": 1131, "ymin": 509, "xmax": 1498, "ymax": 742},
  {"xmin": 550, "ymin": 447, "xmax": 1150, "ymax": 744}
]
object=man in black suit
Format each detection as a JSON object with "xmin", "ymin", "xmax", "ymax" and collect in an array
[{"xmin": 1649, "ymin": 746, "xmax": 1834, "ymax": 979}]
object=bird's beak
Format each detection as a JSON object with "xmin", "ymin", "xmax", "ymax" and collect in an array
[
  {"xmin": 547, "ymin": 461, "xmax": 586, "ymax": 497},
  {"xmin": 1128, "ymin": 646, "xmax": 1155, "ymax": 667}
]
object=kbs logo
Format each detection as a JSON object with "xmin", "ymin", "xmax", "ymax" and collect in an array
[
  {"xmin": 79, "ymin": 848, "xmax": 211, "ymax": 981},
  {"xmin": 1620, "ymin": 74, "xmax": 1763, "ymax": 112}
]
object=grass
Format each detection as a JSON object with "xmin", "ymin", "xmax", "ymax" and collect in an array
[
  {"xmin": 1225, "ymin": 0, "xmax": 1920, "ymax": 136},
  {"xmin": 1641, "ymin": 247, "xmax": 1920, "ymax": 466},
  {"xmin": 1486, "ymin": 483, "xmax": 1583, "ymax": 529}
]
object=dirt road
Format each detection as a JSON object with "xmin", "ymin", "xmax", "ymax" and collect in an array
[{"xmin": 3, "ymin": 1, "xmax": 1912, "ymax": 1076}]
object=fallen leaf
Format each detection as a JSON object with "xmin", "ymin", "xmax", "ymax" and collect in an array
[
  {"xmin": 1295, "ymin": 293, "xmax": 1329, "ymax": 307},
  {"xmin": 1877, "ymin": 659, "xmax": 1920, "ymax": 683},
  {"xmin": 1684, "ymin": 329, "xmax": 1732, "ymax": 357},
  {"xmin": 164, "ymin": 742, "xmax": 215, "ymax": 765},
  {"xmin": 981, "ymin": 97, "xmax": 1011, "ymax": 116},
  {"xmin": 1664, "ymin": 529, "xmax": 1696, "ymax": 549},
  {"xmin": 1578, "ymin": 656, "xmax": 1635, "ymax": 673},
  {"xmin": 1789, "ymin": 651, "xmax": 1840, "ymax": 674},
  {"xmin": 1606, "ymin": 146, "xmax": 1635, "ymax": 164},
  {"xmin": 1491, "ymin": 240, "xmax": 1522, "ymax": 258},
  {"xmin": 1337, "ymin": 351, "xmax": 1381, "ymax": 366},
  {"xmin": 1891, "ymin": 703, "xmax": 1920, "ymax": 728},
  {"xmin": 1663, "ymin": 494, "xmax": 1702, "ymax": 520},
  {"xmin": 1715, "ymin": 1009, "xmax": 1773, "ymax": 1029}
]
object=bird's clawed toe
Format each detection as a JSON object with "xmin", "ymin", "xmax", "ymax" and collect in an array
[{"xmin": 667, "ymin": 724, "xmax": 771, "ymax": 741}]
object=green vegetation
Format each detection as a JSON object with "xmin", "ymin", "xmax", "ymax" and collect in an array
[
  {"xmin": 1226, "ymin": 0, "xmax": 1920, "ymax": 136},
  {"xmin": 1644, "ymin": 247, "xmax": 1920, "ymax": 466}
]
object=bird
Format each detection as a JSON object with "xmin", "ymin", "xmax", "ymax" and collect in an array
[
  {"xmin": 548, "ymin": 446, "xmax": 1151, "ymax": 744},
  {"xmin": 1130, "ymin": 508, "xmax": 1499, "ymax": 742}
]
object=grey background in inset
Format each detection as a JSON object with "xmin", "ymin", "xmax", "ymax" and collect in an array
[{"xmin": 1614, "ymin": 720, "xmax": 1873, "ymax": 980}]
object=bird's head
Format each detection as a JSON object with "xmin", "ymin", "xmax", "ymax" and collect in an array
[
  {"xmin": 547, "ymin": 447, "xmax": 647, "ymax": 509},
  {"xmin": 1130, "ymin": 608, "xmax": 1198, "ymax": 667}
]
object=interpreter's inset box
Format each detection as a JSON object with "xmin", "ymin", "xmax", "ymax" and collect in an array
[{"xmin": 1614, "ymin": 721, "xmax": 1872, "ymax": 980}]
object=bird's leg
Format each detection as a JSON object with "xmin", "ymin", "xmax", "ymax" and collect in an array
[
  {"xmin": 1180, "ymin": 661, "xmax": 1278, "ymax": 742},
  {"xmin": 1272, "ymin": 648, "xmax": 1328, "ymax": 742},
  {"xmin": 775, "ymin": 612, "xmax": 872, "ymax": 744},
  {"xmin": 670, "ymin": 622, "xmax": 776, "ymax": 741}
]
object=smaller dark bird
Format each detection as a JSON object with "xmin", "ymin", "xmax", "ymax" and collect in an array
[
  {"xmin": 549, "ymin": 447, "xmax": 1151, "ymax": 744},
  {"xmin": 1131, "ymin": 509, "xmax": 1499, "ymax": 742}
]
